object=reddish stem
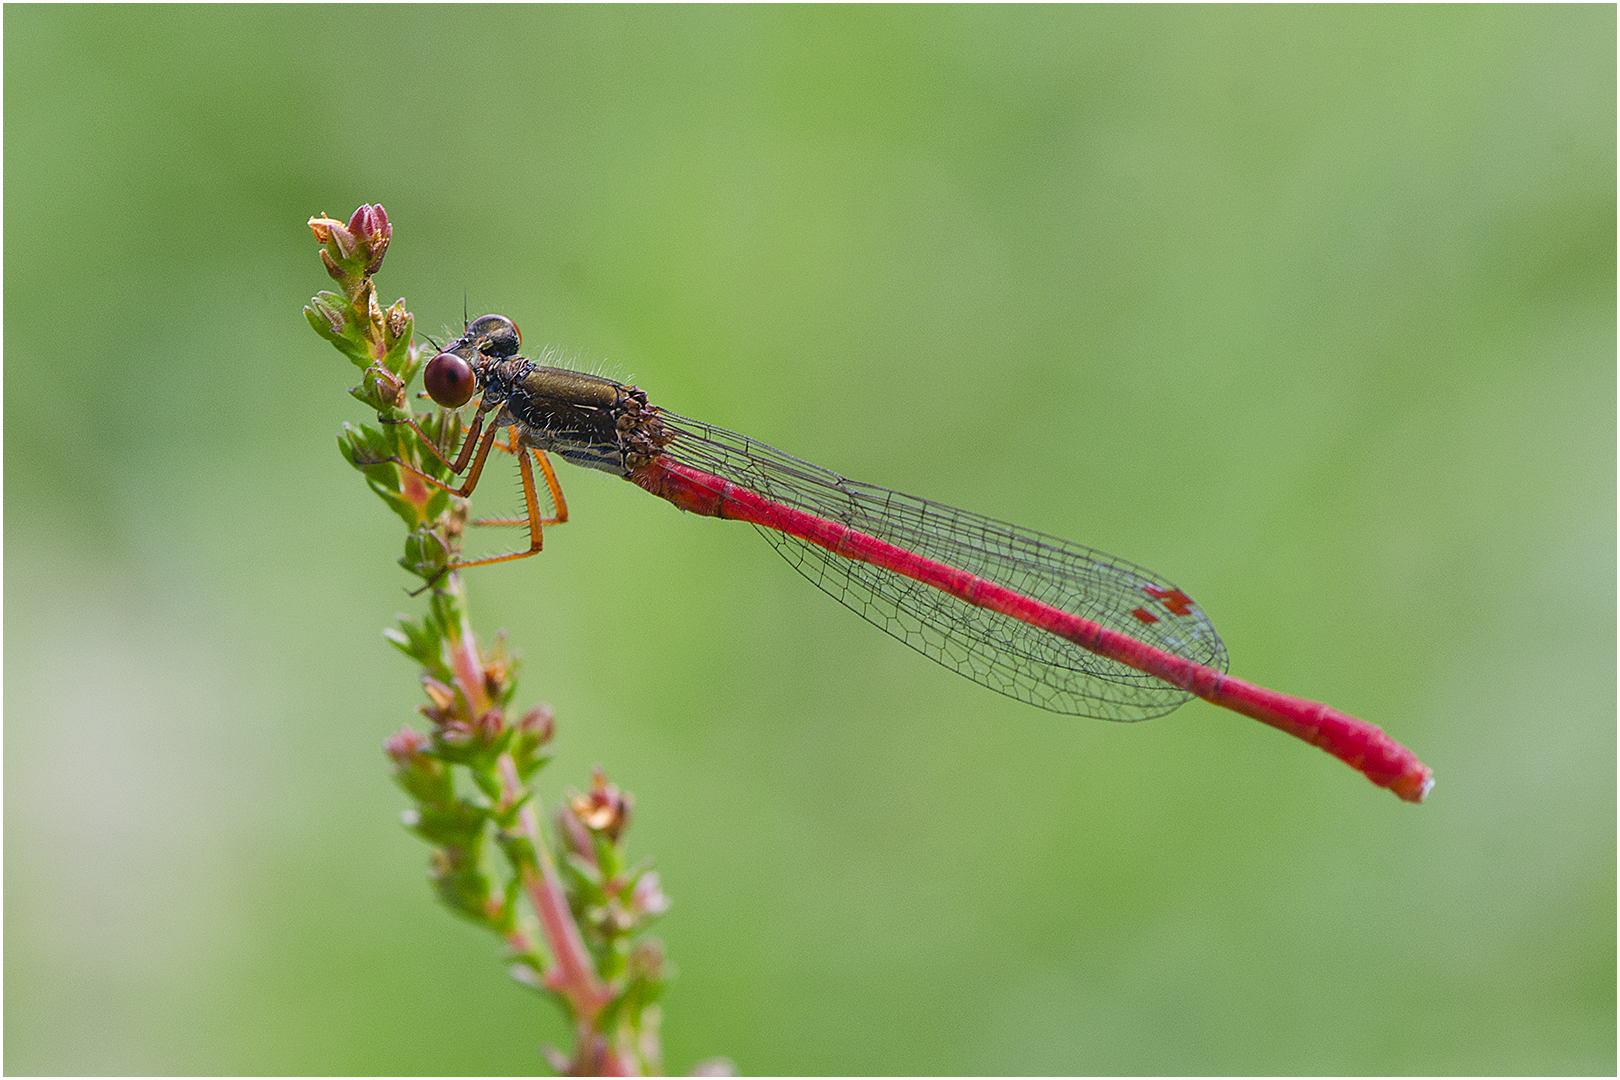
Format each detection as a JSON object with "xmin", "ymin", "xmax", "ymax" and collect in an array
[
  {"xmin": 447, "ymin": 596, "xmax": 490, "ymax": 716},
  {"xmin": 497, "ymin": 753, "xmax": 611, "ymax": 1027}
]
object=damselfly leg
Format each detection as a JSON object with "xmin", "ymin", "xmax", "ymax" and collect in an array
[
  {"xmin": 459, "ymin": 429, "xmax": 570, "ymax": 569},
  {"xmin": 355, "ymin": 411, "xmax": 568, "ymax": 570}
]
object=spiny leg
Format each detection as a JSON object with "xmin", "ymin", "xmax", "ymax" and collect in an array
[
  {"xmin": 533, "ymin": 447, "xmax": 569, "ymax": 525},
  {"xmin": 377, "ymin": 409, "xmax": 487, "ymax": 476},
  {"xmin": 358, "ymin": 412, "xmax": 502, "ymax": 501},
  {"xmin": 471, "ymin": 443, "xmax": 569, "ymax": 529},
  {"xmin": 449, "ymin": 431, "xmax": 551, "ymax": 570}
]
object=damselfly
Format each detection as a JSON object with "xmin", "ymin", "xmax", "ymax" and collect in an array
[{"xmin": 360, "ymin": 315, "xmax": 1432, "ymax": 802}]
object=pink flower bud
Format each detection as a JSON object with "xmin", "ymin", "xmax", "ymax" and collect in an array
[
  {"xmin": 518, "ymin": 704, "xmax": 556, "ymax": 746},
  {"xmin": 329, "ymin": 221, "xmax": 358, "ymax": 260},
  {"xmin": 347, "ymin": 203, "xmax": 392, "ymax": 273},
  {"xmin": 384, "ymin": 726, "xmax": 429, "ymax": 764},
  {"xmin": 440, "ymin": 721, "xmax": 475, "ymax": 746},
  {"xmin": 632, "ymin": 871, "xmax": 671, "ymax": 918},
  {"xmin": 364, "ymin": 363, "xmax": 405, "ymax": 409},
  {"xmin": 474, "ymin": 709, "xmax": 504, "ymax": 744}
]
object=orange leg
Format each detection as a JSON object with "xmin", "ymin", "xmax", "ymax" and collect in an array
[
  {"xmin": 533, "ymin": 447, "xmax": 569, "ymax": 525},
  {"xmin": 448, "ymin": 432, "xmax": 553, "ymax": 570},
  {"xmin": 377, "ymin": 408, "xmax": 489, "ymax": 477},
  {"xmin": 470, "ymin": 445, "xmax": 569, "ymax": 529},
  {"xmin": 359, "ymin": 413, "xmax": 571, "ymax": 584},
  {"xmin": 357, "ymin": 411, "xmax": 502, "ymax": 501}
]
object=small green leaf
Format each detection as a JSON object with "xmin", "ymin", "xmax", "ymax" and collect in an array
[
  {"xmin": 563, "ymin": 850, "xmax": 605, "ymax": 892},
  {"xmin": 391, "ymin": 752, "xmax": 454, "ymax": 808},
  {"xmin": 469, "ymin": 766, "xmax": 502, "ymax": 802},
  {"xmin": 494, "ymin": 825, "xmax": 538, "ymax": 873},
  {"xmin": 411, "ymin": 801, "xmax": 490, "ymax": 848},
  {"xmin": 385, "ymin": 616, "xmax": 442, "ymax": 668}
]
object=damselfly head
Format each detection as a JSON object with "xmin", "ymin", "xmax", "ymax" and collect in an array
[{"xmin": 424, "ymin": 314, "xmax": 524, "ymax": 408}]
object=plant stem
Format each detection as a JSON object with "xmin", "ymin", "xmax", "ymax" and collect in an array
[{"xmin": 498, "ymin": 751, "xmax": 610, "ymax": 1024}]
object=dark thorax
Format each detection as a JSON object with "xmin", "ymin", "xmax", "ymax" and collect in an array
[{"xmin": 487, "ymin": 362, "xmax": 668, "ymax": 478}]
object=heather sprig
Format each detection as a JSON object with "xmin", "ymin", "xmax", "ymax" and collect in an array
[{"xmin": 306, "ymin": 205, "xmax": 703, "ymax": 1075}]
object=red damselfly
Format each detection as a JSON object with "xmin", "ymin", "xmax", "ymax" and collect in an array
[{"xmin": 363, "ymin": 314, "xmax": 1433, "ymax": 803}]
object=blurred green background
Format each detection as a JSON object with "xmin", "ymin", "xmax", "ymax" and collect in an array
[{"xmin": 5, "ymin": 6, "xmax": 1613, "ymax": 1075}]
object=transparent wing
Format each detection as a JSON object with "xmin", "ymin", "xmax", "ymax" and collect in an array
[{"xmin": 658, "ymin": 413, "xmax": 1228, "ymax": 721}]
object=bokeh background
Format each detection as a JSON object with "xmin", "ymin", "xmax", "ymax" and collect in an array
[{"xmin": 6, "ymin": 6, "xmax": 1613, "ymax": 1075}]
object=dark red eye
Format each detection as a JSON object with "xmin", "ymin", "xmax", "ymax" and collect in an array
[{"xmin": 424, "ymin": 352, "xmax": 476, "ymax": 408}]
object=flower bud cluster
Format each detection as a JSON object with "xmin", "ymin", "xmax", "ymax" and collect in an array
[
  {"xmin": 310, "ymin": 203, "xmax": 392, "ymax": 278},
  {"xmin": 553, "ymin": 766, "xmax": 674, "ymax": 1071},
  {"xmin": 309, "ymin": 205, "xmax": 467, "ymax": 587},
  {"xmin": 383, "ymin": 599, "xmax": 675, "ymax": 1072},
  {"xmin": 559, "ymin": 768, "xmax": 671, "ymax": 967},
  {"xmin": 305, "ymin": 205, "xmax": 410, "ymax": 376},
  {"xmin": 382, "ymin": 612, "xmax": 556, "ymax": 937}
]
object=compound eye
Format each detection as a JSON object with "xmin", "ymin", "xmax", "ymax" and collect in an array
[
  {"xmin": 424, "ymin": 352, "xmax": 477, "ymax": 408},
  {"xmin": 468, "ymin": 314, "xmax": 522, "ymax": 357}
]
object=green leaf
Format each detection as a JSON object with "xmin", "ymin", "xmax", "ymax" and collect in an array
[
  {"xmin": 563, "ymin": 850, "xmax": 605, "ymax": 892},
  {"xmin": 384, "ymin": 616, "xmax": 442, "ymax": 669},
  {"xmin": 391, "ymin": 752, "xmax": 454, "ymax": 808},
  {"xmin": 493, "ymin": 825, "xmax": 539, "ymax": 873},
  {"xmin": 469, "ymin": 766, "xmax": 502, "ymax": 802},
  {"xmin": 514, "ymin": 748, "xmax": 553, "ymax": 784},
  {"xmin": 411, "ymin": 801, "xmax": 490, "ymax": 848},
  {"xmin": 305, "ymin": 291, "xmax": 376, "ymax": 368}
]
